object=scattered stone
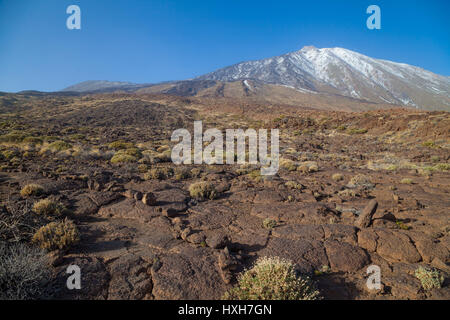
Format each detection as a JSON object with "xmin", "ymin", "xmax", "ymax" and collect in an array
[
  {"xmin": 206, "ymin": 233, "xmax": 230, "ymax": 249},
  {"xmin": 142, "ymin": 192, "xmax": 157, "ymax": 206},
  {"xmin": 355, "ymin": 199, "xmax": 378, "ymax": 228}
]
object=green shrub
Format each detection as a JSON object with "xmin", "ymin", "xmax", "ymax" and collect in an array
[
  {"xmin": 32, "ymin": 218, "xmax": 79, "ymax": 250},
  {"xmin": 189, "ymin": 181, "xmax": 218, "ymax": 200},
  {"xmin": 20, "ymin": 184, "xmax": 44, "ymax": 198},
  {"xmin": 223, "ymin": 256, "xmax": 320, "ymax": 300},
  {"xmin": 414, "ymin": 267, "xmax": 444, "ymax": 290}
]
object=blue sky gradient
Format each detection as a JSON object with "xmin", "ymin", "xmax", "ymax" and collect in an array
[{"xmin": 0, "ymin": 0, "xmax": 449, "ymax": 92}]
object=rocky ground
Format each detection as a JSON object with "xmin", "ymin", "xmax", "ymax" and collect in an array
[{"xmin": 0, "ymin": 93, "xmax": 449, "ymax": 300}]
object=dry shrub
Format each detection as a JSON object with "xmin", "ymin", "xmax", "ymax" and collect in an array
[{"xmin": 32, "ymin": 219, "xmax": 79, "ymax": 250}]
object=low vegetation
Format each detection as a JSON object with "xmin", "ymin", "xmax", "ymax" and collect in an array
[
  {"xmin": 189, "ymin": 181, "xmax": 218, "ymax": 200},
  {"xmin": 32, "ymin": 219, "xmax": 79, "ymax": 250},
  {"xmin": 414, "ymin": 267, "xmax": 444, "ymax": 290},
  {"xmin": 223, "ymin": 256, "xmax": 320, "ymax": 300},
  {"xmin": 0, "ymin": 242, "xmax": 51, "ymax": 300},
  {"xmin": 32, "ymin": 199, "xmax": 66, "ymax": 216},
  {"xmin": 20, "ymin": 184, "xmax": 44, "ymax": 198}
]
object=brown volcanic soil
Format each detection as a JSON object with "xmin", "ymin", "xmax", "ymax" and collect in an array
[{"xmin": 0, "ymin": 93, "xmax": 449, "ymax": 300}]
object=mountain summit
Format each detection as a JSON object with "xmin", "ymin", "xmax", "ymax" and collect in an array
[{"xmin": 196, "ymin": 46, "xmax": 450, "ymax": 110}]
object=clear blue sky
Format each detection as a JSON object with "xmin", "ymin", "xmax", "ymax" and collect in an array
[{"xmin": 0, "ymin": 0, "xmax": 449, "ymax": 92}]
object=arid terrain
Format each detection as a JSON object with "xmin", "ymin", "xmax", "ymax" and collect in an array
[{"xmin": 0, "ymin": 91, "xmax": 449, "ymax": 300}]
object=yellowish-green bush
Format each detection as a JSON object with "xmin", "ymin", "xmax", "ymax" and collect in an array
[
  {"xmin": 137, "ymin": 164, "xmax": 148, "ymax": 173},
  {"xmin": 46, "ymin": 141, "xmax": 72, "ymax": 152},
  {"xmin": 108, "ymin": 140, "xmax": 134, "ymax": 150},
  {"xmin": 400, "ymin": 178, "xmax": 413, "ymax": 184},
  {"xmin": 32, "ymin": 199, "xmax": 65, "ymax": 216},
  {"xmin": 331, "ymin": 173, "xmax": 344, "ymax": 182},
  {"xmin": 32, "ymin": 219, "xmax": 79, "ymax": 251},
  {"xmin": 347, "ymin": 128, "xmax": 367, "ymax": 135},
  {"xmin": 297, "ymin": 161, "xmax": 319, "ymax": 173},
  {"xmin": 0, "ymin": 131, "xmax": 27, "ymax": 143},
  {"xmin": 144, "ymin": 167, "xmax": 173, "ymax": 180},
  {"xmin": 189, "ymin": 181, "xmax": 218, "ymax": 200},
  {"xmin": 223, "ymin": 256, "xmax": 320, "ymax": 300},
  {"xmin": 422, "ymin": 141, "xmax": 439, "ymax": 148},
  {"xmin": 414, "ymin": 267, "xmax": 444, "ymax": 290},
  {"xmin": 2, "ymin": 149, "xmax": 19, "ymax": 160},
  {"xmin": 173, "ymin": 167, "xmax": 191, "ymax": 180},
  {"xmin": 348, "ymin": 174, "xmax": 372, "ymax": 188},
  {"xmin": 20, "ymin": 184, "xmax": 44, "ymax": 198},
  {"xmin": 285, "ymin": 181, "xmax": 303, "ymax": 190},
  {"xmin": 280, "ymin": 158, "xmax": 297, "ymax": 171},
  {"xmin": 248, "ymin": 170, "xmax": 263, "ymax": 182},
  {"xmin": 22, "ymin": 136, "xmax": 43, "ymax": 145},
  {"xmin": 262, "ymin": 218, "xmax": 277, "ymax": 229},
  {"xmin": 110, "ymin": 148, "xmax": 141, "ymax": 164},
  {"xmin": 434, "ymin": 163, "xmax": 450, "ymax": 171}
]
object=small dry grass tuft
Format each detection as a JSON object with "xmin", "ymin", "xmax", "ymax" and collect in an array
[
  {"xmin": 32, "ymin": 199, "xmax": 65, "ymax": 216},
  {"xmin": 20, "ymin": 184, "xmax": 44, "ymax": 198}
]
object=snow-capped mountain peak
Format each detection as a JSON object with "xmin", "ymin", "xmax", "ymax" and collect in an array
[{"xmin": 196, "ymin": 46, "xmax": 450, "ymax": 110}]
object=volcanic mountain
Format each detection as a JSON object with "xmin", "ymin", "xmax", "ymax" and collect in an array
[{"xmin": 196, "ymin": 46, "xmax": 450, "ymax": 111}]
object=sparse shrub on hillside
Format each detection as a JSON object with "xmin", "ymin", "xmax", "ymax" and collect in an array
[
  {"xmin": 108, "ymin": 140, "xmax": 134, "ymax": 150},
  {"xmin": 32, "ymin": 219, "xmax": 79, "ymax": 251},
  {"xmin": 400, "ymin": 178, "xmax": 413, "ymax": 184},
  {"xmin": 0, "ymin": 242, "xmax": 51, "ymax": 300},
  {"xmin": 223, "ymin": 256, "xmax": 320, "ymax": 300},
  {"xmin": 332, "ymin": 173, "xmax": 344, "ymax": 182},
  {"xmin": 22, "ymin": 136, "xmax": 43, "ymax": 145},
  {"xmin": 46, "ymin": 141, "xmax": 72, "ymax": 152},
  {"xmin": 280, "ymin": 158, "xmax": 297, "ymax": 171},
  {"xmin": 422, "ymin": 141, "xmax": 439, "ymax": 148},
  {"xmin": 285, "ymin": 181, "xmax": 303, "ymax": 190},
  {"xmin": 434, "ymin": 163, "xmax": 450, "ymax": 171},
  {"xmin": 137, "ymin": 164, "xmax": 148, "ymax": 173},
  {"xmin": 20, "ymin": 184, "xmax": 44, "ymax": 198},
  {"xmin": 348, "ymin": 174, "xmax": 373, "ymax": 189},
  {"xmin": 262, "ymin": 218, "xmax": 277, "ymax": 229},
  {"xmin": 414, "ymin": 267, "xmax": 444, "ymax": 290},
  {"xmin": 154, "ymin": 150, "xmax": 172, "ymax": 163},
  {"xmin": 2, "ymin": 149, "xmax": 19, "ymax": 160},
  {"xmin": 110, "ymin": 148, "xmax": 140, "ymax": 164},
  {"xmin": 0, "ymin": 131, "xmax": 27, "ymax": 143},
  {"xmin": 347, "ymin": 128, "xmax": 368, "ymax": 135},
  {"xmin": 248, "ymin": 170, "xmax": 263, "ymax": 182},
  {"xmin": 297, "ymin": 161, "xmax": 319, "ymax": 173},
  {"xmin": 173, "ymin": 167, "xmax": 191, "ymax": 180},
  {"xmin": 32, "ymin": 199, "xmax": 66, "ymax": 216},
  {"xmin": 189, "ymin": 181, "xmax": 218, "ymax": 200},
  {"xmin": 144, "ymin": 167, "xmax": 173, "ymax": 180}
]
